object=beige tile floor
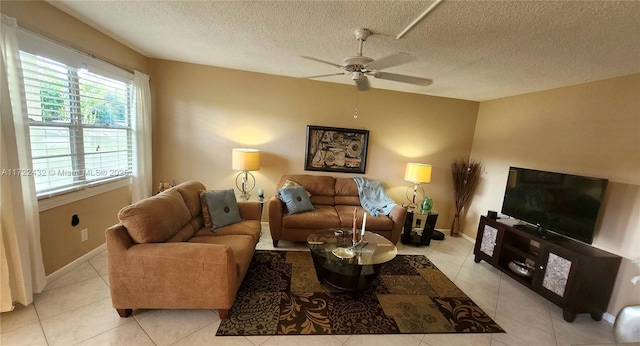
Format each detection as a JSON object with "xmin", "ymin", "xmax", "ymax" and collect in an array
[{"xmin": 1, "ymin": 223, "xmax": 621, "ymax": 346}]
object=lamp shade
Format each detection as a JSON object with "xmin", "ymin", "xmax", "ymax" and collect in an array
[
  {"xmin": 404, "ymin": 163, "xmax": 432, "ymax": 184},
  {"xmin": 232, "ymin": 148, "xmax": 260, "ymax": 171}
]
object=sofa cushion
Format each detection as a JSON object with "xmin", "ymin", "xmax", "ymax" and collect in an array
[
  {"xmin": 166, "ymin": 223, "xmax": 198, "ymax": 242},
  {"xmin": 335, "ymin": 178, "xmax": 359, "ymax": 196},
  {"xmin": 282, "ymin": 205, "xmax": 340, "ymax": 229},
  {"xmin": 200, "ymin": 193, "xmax": 214, "ymax": 230},
  {"xmin": 194, "ymin": 220, "xmax": 262, "ymax": 243},
  {"xmin": 277, "ymin": 179, "xmax": 312, "ymax": 198},
  {"xmin": 334, "ymin": 178, "xmax": 361, "ymax": 205},
  {"xmin": 173, "ymin": 181, "xmax": 206, "ymax": 218},
  {"xmin": 278, "ymin": 175, "xmax": 336, "ymax": 205},
  {"xmin": 188, "ymin": 235, "xmax": 256, "ymax": 282},
  {"xmin": 335, "ymin": 205, "xmax": 394, "ymax": 230},
  {"xmin": 118, "ymin": 189, "xmax": 192, "ymax": 243},
  {"xmin": 309, "ymin": 195, "xmax": 336, "ymax": 206},
  {"xmin": 334, "ymin": 195, "xmax": 361, "ymax": 206},
  {"xmin": 201, "ymin": 189, "xmax": 242, "ymax": 230},
  {"xmin": 279, "ymin": 186, "xmax": 315, "ymax": 214}
]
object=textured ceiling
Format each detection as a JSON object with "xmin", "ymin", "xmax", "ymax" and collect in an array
[{"xmin": 47, "ymin": 0, "xmax": 640, "ymax": 101}]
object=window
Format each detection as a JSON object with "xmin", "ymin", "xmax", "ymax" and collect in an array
[{"xmin": 19, "ymin": 49, "xmax": 134, "ymax": 197}]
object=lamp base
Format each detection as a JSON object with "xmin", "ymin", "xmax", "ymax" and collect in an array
[
  {"xmin": 405, "ymin": 184, "xmax": 425, "ymax": 209},
  {"xmin": 235, "ymin": 171, "xmax": 255, "ymax": 201}
]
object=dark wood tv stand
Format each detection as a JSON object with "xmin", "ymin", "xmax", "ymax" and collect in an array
[{"xmin": 474, "ymin": 216, "xmax": 621, "ymax": 322}]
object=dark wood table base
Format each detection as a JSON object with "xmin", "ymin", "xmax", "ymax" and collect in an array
[{"xmin": 310, "ymin": 251, "xmax": 382, "ymax": 295}]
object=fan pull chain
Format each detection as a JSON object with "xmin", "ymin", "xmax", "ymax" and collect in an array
[{"xmin": 354, "ymin": 92, "xmax": 359, "ymax": 119}]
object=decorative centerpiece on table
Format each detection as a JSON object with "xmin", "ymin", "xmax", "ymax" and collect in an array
[
  {"xmin": 332, "ymin": 208, "xmax": 367, "ymax": 259},
  {"xmin": 450, "ymin": 158, "xmax": 482, "ymax": 237}
]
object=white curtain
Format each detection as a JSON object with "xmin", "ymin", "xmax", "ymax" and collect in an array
[
  {"xmin": 0, "ymin": 15, "xmax": 47, "ymax": 312},
  {"xmin": 132, "ymin": 71, "xmax": 152, "ymax": 202}
]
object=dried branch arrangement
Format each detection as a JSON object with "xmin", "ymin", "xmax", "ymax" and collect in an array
[{"xmin": 451, "ymin": 158, "xmax": 483, "ymax": 236}]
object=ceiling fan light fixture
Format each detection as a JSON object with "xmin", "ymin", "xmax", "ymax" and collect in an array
[{"xmin": 351, "ymin": 71, "xmax": 364, "ymax": 81}]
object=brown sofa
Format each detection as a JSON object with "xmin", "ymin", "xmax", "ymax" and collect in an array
[
  {"xmin": 105, "ymin": 181, "xmax": 261, "ymax": 319},
  {"xmin": 268, "ymin": 174, "xmax": 406, "ymax": 247}
]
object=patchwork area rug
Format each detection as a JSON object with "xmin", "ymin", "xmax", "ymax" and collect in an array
[{"xmin": 217, "ymin": 250, "xmax": 504, "ymax": 336}]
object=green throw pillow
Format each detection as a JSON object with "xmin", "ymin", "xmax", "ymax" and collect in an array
[
  {"xmin": 279, "ymin": 186, "xmax": 315, "ymax": 214},
  {"xmin": 201, "ymin": 189, "xmax": 242, "ymax": 230}
]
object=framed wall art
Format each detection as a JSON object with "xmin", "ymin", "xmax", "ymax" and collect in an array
[{"xmin": 304, "ymin": 125, "xmax": 369, "ymax": 174}]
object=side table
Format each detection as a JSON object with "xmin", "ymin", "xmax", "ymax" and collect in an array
[
  {"xmin": 238, "ymin": 196, "xmax": 267, "ymax": 218},
  {"xmin": 401, "ymin": 210, "xmax": 439, "ymax": 246},
  {"xmin": 256, "ymin": 197, "xmax": 266, "ymax": 215}
]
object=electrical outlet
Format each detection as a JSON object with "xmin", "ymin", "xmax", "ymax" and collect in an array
[{"xmin": 81, "ymin": 228, "xmax": 88, "ymax": 242}]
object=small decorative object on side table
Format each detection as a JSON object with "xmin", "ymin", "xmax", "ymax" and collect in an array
[
  {"xmin": 156, "ymin": 179, "xmax": 176, "ymax": 195},
  {"xmin": 421, "ymin": 196, "xmax": 433, "ymax": 212}
]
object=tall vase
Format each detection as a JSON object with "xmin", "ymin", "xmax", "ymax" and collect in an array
[{"xmin": 451, "ymin": 213, "xmax": 460, "ymax": 237}]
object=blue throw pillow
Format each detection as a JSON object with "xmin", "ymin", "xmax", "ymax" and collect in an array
[
  {"xmin": 201, "ymin": 189, "xmax": 242, "ymax": 229},
  {"xmin": 279, "ymin": 186, "xmax": 315, "ymax": 214}
]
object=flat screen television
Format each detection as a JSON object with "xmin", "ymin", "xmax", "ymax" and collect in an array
[{"xmin": 501, "ymin": 167, "xmax": 608, "ymax": 244}]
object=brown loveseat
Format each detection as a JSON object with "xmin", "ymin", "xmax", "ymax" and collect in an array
[
  {"xmin": 268, "ymin": 174, "xmax": 406, "ymax": 247},
  {"xmin": 105, "ymin": 181, "xmax": 261, "ymax": 319}
]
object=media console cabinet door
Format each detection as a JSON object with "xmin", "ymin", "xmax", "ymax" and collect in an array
[
  {"xmin": 541, "ymin": 252, "xmax": 572, "ymax": 298},
  {"xmin": 474, "ymin": 216, "xmax": 621, "ymax": 323},
  {"xmin": 480, "ymin": 224, "xmax": 499, "ymax": 257}
]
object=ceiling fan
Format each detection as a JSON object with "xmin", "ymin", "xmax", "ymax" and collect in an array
[{"xmin": 301, "ymin": 28, "xmax": 433, "ymax": 91}]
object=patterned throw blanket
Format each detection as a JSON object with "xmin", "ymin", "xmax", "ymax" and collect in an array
[{"xmin": 353, "ymin": 176, "xmax": 397, "ymax": 216}]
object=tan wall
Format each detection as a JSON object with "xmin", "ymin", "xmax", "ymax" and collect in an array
[
  {"xmin": 39, "ymin": 187, "xmax": 130, "ymax": 274},
  {"xmin": 468, "ymin": 74, "xmax": 640, "ymax": 317},
  {"xmin": 2, "ymin": 1, "xmax": 148, "ymax": 274},
  {"xmin": 149, "ymin": 59, "xmax": 479, "ymax": 224}
]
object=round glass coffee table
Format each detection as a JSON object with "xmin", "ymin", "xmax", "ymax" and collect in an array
[{"xmin": 306, "ymin": 230, "xmax": 397, "ymax": 294}]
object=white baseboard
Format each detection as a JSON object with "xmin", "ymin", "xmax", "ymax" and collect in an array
[
  {"xmin": 460, "ymin": 232, "xmax": 476, "ymax": 244},
  {"xmin": 439, "ymin": 228, "xmax": 475, "ymax": 244},
  {"xmin": 46, "ymin": 243, "xmax": 106, "ymax": 284},
  {"xmin": 603, "ymin": 312, "xmax": 616, "ymax": 325}
]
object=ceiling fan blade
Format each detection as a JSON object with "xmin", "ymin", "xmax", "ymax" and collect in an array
[
  {"xmin": 364, "ymin": 52, "xmax": 413, "ymax": 71},
  {"xmin": 355, "ymin": 75, "xmax": 370, "ymax": 91},
  {"xmin": 300, "ymin": 56, "xmax": 343, "ymax": 68},
  {"xmin": 302, "ymin": 72, "xmax": 347, "ymax": 79},
  {"xmin": 373, "ymin": 72, "xmax": 433, "ymax": 86}
]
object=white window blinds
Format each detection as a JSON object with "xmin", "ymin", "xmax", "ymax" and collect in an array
[{"xmin": 18, "ymin": 39, "xmax": 134, "ymax": 197}]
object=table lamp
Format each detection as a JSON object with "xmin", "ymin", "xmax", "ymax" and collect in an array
[
  {"xmin": 232, "ymin": 148, "xmax": 260, "ymax": 200},
  {"xmin": 404, "ymin": 162, "xmax": 432, "ymax": 210}
]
